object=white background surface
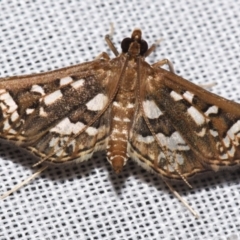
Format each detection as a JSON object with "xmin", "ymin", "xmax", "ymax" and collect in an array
[{"xmin": 0, "ymin": 1, "xmax": 240, "ymax": 239}]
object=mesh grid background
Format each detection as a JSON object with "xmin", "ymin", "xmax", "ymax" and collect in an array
[{"xmin": 0, "ymin": 0, "xmax": 240, "ymax": 239}]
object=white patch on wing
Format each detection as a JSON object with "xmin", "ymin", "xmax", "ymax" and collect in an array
[
  {"xmin": 9, "ymin": 128, "xmax": 17, "ymax": 134},
  {"xmin": 158, "ymin": 151, "xmax": 185, "ymax": 172},
  {"xmin": 0, "ymin": 92, "xmax": 18, "ymax": 113},
  {"xmin": 167, "ymin": 165, "xmax": 175, "ymax": 172},
  {"xmin": 50, "ymin": 118, "xmax": 85, "ymax": 135},
  {"xmin": 71, "ymin": 79, "xmax": 85, "ymax": 89},
  {"xmin": 205, "ymin": 105, "xmax": 218, "ymax": 116},
  {"xmin": 0, "ymin": 102, "xmax": 7, "ymax": 112},
  {"xmin": 26, "ymin": 108, "xmax": 35, "ymax": 115},
  {"xmin": 3, "ymin": 119, "xmax": 11, "ymax": 130},
  {"xmin": 156, "ymin": 131, "xmax": 190, "ymax": 151},
  {"xmin": 160, "ymin": 152, "xmax": 176, "ymax": 172},
  {"xmin": 210, "ymin": 129, "xmax": 218, "ymax": 137},
  {"xmin": 86, "ymin": 93, "xmax": 108, "ymax": 111},
  {"xmin": 219, "ymin": 153, "xmax": 228, "ymax": 159},
  {"xmin": 137, "ymin": 134, "xmax": 155, "ymax": 143},
  {"xmin": 216, "ymin": 142, "xmax": 222, "ymax": 151},
  {"xmin": 60, "ymin": 76, "xmax": 73, "ymax": 86},
  {"xmin": 183, "ymin": 91, "xmax": 194, "ymax": 103},
  {"xmin": 49, "ymin": 136, "xmax": 75, "ymax": 156},
  {"xmin": 176, "ymin": 154, "xmax": 184, "ymax": 165},
  {"xmin": 170, "ymin": 91, "xmax": 183, "ymax": 101},
  {"xmin": 223, "ymin": 135, "xmax": 231, "ymax": 148},
  {"xmin": 195, "ymin": 127, "xmax": 206, "ymax": 137},
  {"xmin": 11, "ymin": 111, "xmax": 19, "ymax": 122},
  {"xmin": 143, "ymin": 100, "xmax": 163, "ymax": 119},
  {"xmin": 31, "ymin": 85, "xmax": 45, "ymax": 95},
  {"xmin": 227, "ymin": 120, "xmax": 240, "ymax": 141},
  {"xmin": 39, "ymin": 107, "xmax": 48, "ymax": 117},
  {"xmin": 86, "ymin": 126, "xmax": 98, "ymax": 136},
  {"xmin": 113, "ymin": 101, "xmax": 121, "ymax": 107},
  {"xmin": 49, "ymin": 136, "xmax": 59, "ymax": 147},
  {"xmin": 44, "ymin": 90, "xmax": 63, "ymax": 105},
  {"xmin": 228, "ymin": 145, "xmax": 235, "ymax": 157},
  {"xmin": 187, "ymin": 106, "xmax": 205, "ymax": 125},
  {"xmin": 55, "ymin": 149, "xmax": 65, "ymax": 157}
]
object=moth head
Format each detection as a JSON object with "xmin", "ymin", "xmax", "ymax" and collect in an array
[{"xmin": 121, "ymin": 29, "xmax": 148, "ymax": 56}]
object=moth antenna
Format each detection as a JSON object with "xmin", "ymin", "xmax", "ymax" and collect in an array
[
  {"xmin": 105, "ymin": 23, "xmax": 121, "ymax": 57},
  {"xmin": 0, "ymin": 165, "xmax": 48, "ymax": 200},
  {"xmin": 163, "ymin": 179, "xmax": 199, "ymax": 218},
  {"xmin": 105, "ymin": 33, "xmax": 119, "ymax": 56},
  {"xmin": 109, "ymin": 22, "xmax": 114, "ymax": 39}
]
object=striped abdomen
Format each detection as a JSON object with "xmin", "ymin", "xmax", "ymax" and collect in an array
[{"xmin": 106, "ymin": 68, "xmax": 137, "ymax": 173}]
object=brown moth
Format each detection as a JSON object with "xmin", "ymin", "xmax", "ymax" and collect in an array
[{"xmin": 0, "ymin": 29, "xmax": 240, "ymax": 212}]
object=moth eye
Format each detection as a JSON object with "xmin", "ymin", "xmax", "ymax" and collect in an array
[
  {"xmin": 140, "ymin": 40, "xmax": 148, "ymax": 55},
  {"xmin": 121, "ymin": 38, "xmax": 133, "ymax": 53}
]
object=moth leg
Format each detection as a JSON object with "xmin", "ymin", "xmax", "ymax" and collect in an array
[
  {"xmin": 152, "ymin": 59, "xmax": 215, "ymax": 88},
  {"xmin": 152, "ymin": 59, "xmax": 175, "ymax": 73},
  {"xmin": 105, "ymin": 34, "xmax": 119, "ymax": 57},
  {"xmin": 95, "ymin": 52, "xmax": 110, "ymax": 60}
]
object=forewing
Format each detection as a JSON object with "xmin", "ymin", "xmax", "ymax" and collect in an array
[
  {"xmin": 0, "ymin": 58, "xmax": 120, "ymax": 163},
  {"xmin": 129, "ymin": 63, "xmax": 240, "ymax": 179}
]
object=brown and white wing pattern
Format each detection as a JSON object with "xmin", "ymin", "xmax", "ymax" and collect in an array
[
  {"xmin": 0, "ymin": 59, "xmax": 120, "ymax": 164},
  {"xmin": 128, "ymin": 65, "xmax": 240, "ymax": 179},
  {"xmin": 128, "ymin": 104, "xmax": 206, "ymax": 179}
]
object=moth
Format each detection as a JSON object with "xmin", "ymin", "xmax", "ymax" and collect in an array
[{"xmin": 0, "ymin": 29, "xmax": 240, "ymax": 215}]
